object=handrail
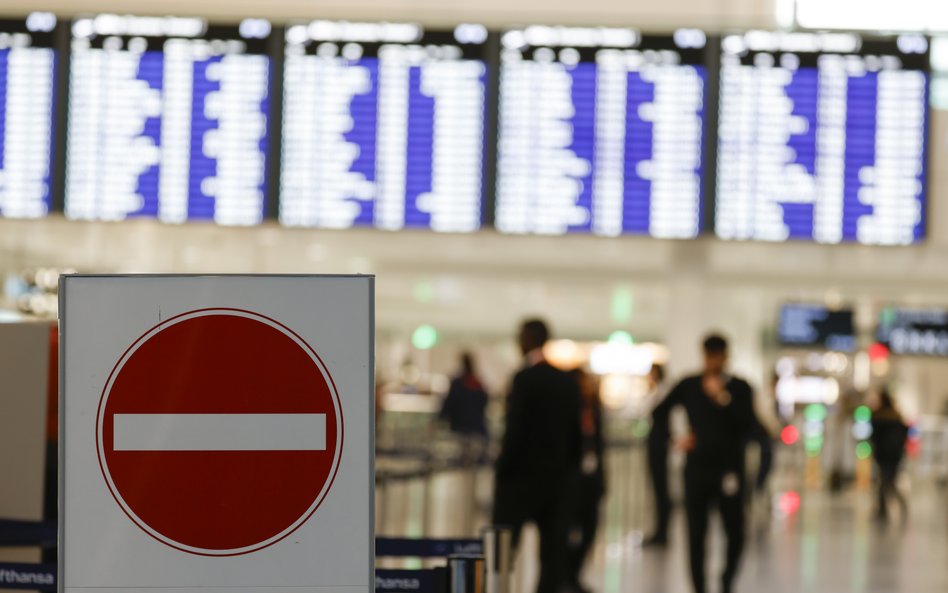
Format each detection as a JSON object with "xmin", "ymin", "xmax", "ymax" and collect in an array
[{"xmin": 376, "ymin": 537, "xmax": 482, "ymax": 558}]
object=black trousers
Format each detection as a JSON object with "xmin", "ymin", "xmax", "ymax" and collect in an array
[
  {"xmin": 494, "ymin": 478, "xmax": 574, "ymax": 593},
  {"xmin": 647, "ymin": 442, "xmax": 672, "ymax": 538},
  {"xmin": 875, "ymin": 459, "xmax": 907, "ymax": 519},
  {"xmin": 684, "ymin": 468, "xmax": 745, "ymax": 593},
  {"xmin": 566, "ymin": 479, "xmax": 602, "ymax": 585}
]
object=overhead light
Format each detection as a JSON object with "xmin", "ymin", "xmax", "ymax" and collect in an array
[{"xmin": 411, "ymin": 325, "xmax": 438, "ymax": 350}]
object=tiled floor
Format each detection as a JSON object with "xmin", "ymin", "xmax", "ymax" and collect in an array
[
  {"xmin": 580, "ymin": 484, "xmax": 948, "ymax": 593},
  {"xmin": 376, "ymin": 446, "xmax": 948, "ymax": 593}
]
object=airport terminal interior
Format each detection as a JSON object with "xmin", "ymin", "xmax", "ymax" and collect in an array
[{"xmin": 1, "ymin": 0, "xmax": 948, "ymax": 591}]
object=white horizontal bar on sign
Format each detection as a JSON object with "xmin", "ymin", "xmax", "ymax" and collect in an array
[{"xmin": 112, "ymin": 413, "xmax": 327, "ymax": 451}]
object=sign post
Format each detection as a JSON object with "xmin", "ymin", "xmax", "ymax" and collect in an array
[{"xmin": 60, "ymin": 275, "xmax": 374, "ymax": 593}]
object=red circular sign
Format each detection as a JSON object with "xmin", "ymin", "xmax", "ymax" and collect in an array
[{"xmin": 96, "ymin": 308, "xmax": 343, "ymax": 556}]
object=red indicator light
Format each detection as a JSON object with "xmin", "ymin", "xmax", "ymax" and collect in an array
[
  {"xmin": 781, "ymin": 425, "xmax": 800, "ymax": 445},
  {"xmin": 868, "ymin": 342, "xmax": 889, "ymax": 361},
  {"xmin": 779, "ymin": 491, "xmax": 801, "ymax": 515}
]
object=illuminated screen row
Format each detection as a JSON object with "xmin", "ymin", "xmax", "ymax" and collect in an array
[
  {"xmin": 64, "ymin": 16, "xmax": 271, "ymax": 225},
  {"xmin": 495, "ymin": 27, "xmax": 707, "ymax": 238},
  {"xmin": 280, "ymin": 22, "xmax": 488, "ymax": 232},
  {"xmin": 0, "ymin": 16, "xmax": 56, "ymax": 219},
  {"xmin": 0, "ymin": 14, "xmax": 933, "ymax": 246},
  {"xmin": 716, "ymin": 32, "xmax": 929, "ymax": 245}
]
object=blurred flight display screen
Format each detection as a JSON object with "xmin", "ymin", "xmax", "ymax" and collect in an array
[
  {"xmin": 716, "ymin": 31, "xmax": 930, "ymax": 245},
  {"xmin": 0, "ymin": 14, "xmax": 57, "ymax": 219},
  {"xmin": 495, "ymin": 27, "xmax": 707, "ymax": 237},
  {"xmin": 877, "ymin": 307, "xmax": 948, "ymax": 356},
  {"xmin": 65, "ymin": 15, "xmax": 271, "ymax": 225},
  {"xmin": 778, "ymin": 304, "xmax": 856, "ymax": 351},
  {"xmin": 280, "ymin": 21, "xmax": 489, "ymax": 232}
]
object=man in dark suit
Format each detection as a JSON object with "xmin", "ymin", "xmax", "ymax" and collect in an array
[
  {"xmin": 652, "ymin": 334, "xmax": 755, "ymax": 593},
  {"xmin": 493, "ymin": 319, "xmax": 582, "ymax": 593}
]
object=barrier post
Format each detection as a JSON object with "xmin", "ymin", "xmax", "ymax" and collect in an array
[
  {"xmin": 420, "ymin": 462, "xmax": 432, "ymax": 537},
  {"xmin": 481, "ymin": 526, "xmax": 512, "ymax": 593},
  {"xmin": 447, "ymin": 554, "xmax": 485, "ymax": 593},
  {"xmin": 463, "ymin": 441, "xmax": 479, "ymax": 534}
]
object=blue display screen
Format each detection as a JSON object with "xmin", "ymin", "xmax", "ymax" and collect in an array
[
  {"xmin": 715, "ymin": 32, "xmax": 930, "ymax": 245},
  {"xmin": 65, "ymin": 18, "xmax": 271, "ymax": 225},
  {"xmin": 280, "ymin": 23, "xmax": 488, "ymax": 232},
  {"xmin": 0, "ymin": 17, "xmax": 57, "ymax": 219},
  {"xmin": 495, "ymin": 28, "xmax": 708, "ymax": 238},
  {"xmin": 779, "ymin": 304, "xmax": 856, "ymax": 351}
]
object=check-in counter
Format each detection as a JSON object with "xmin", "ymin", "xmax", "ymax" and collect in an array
[{"xmin": 0, "ymin": 316, "xmax": 55, "ymax": 565}]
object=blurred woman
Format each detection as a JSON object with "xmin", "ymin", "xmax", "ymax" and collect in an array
[
  {"xmin": 439, "ymin": 352, "xmax": 489, "ymax": 438},
  {"xmin": 870, "ymin": 389, "xmax": 909, "ymax": 522},
  {"xmin": 644, "ymin": 363, "xmax": 673, "ymax": 546}
]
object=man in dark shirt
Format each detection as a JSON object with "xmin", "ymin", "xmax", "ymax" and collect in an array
[
  {"xmin": 652, "ymin": 334, "xmax": 755, "ymax": 593},
  {"xmin": 493, "ymin": 319, "xmax": 582, "ymax": 593}
]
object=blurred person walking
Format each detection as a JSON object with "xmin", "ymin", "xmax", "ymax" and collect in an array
[
  {"xmin": 565, "ymin": 368, "xmax": 605, "ymax": 593},
  {"xmin": 643, "ymin": 363, "xmax": 673, "ymax": 547},
  {"xmin": 493, "ymin": 319, "xmax": 582, "ymax": 593},
  {"xmin": 652, "ymin": 335, "xmax": 755, "ymax": 593},
  {"xmin": 439, "ymin": 351, "xmax": 489, "ymax": 438},
  {"xmin": 870, "ymin": 389, "xmax": 909, "ymax": 523}
]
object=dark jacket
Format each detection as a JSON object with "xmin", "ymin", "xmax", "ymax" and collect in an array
[
  {"xmin": 653, "ymin": 374, "xmax": 756, "ymax": 474},
  {"xmin": 439, "ymin": 374, "xmax": 489, "ymax": 436},
  {"xmin": 495, "ymin": 362, "xmax": 582, "ymax": 489},
  {"xmin": 870, "ymin": 410, "xmax": 908, "ymax": 466}
]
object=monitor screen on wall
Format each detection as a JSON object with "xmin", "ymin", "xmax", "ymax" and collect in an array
[
  {"xmin": 494, "ymin": 26, "xmax": 708, "ymax": 238},
  {"xmin": 715, "ymin": 31, "xmax": 930, "ymax": 245},
  {"xmin": 0, "ymin": 14, "xmax": 58, "ymax": 219},
  {"xmin": 279, "ymin": 21, "xmax": 489, "ymax": 232},
  {"xmin": 64, "ymin": 15, "xmax": 272, "ymax": 225},
  {"xmin": 877, "ymin": 306, "xmax": 948, "ymax": 356},
  {"xmin": 778, "ymin": 304, "xmax": 856, "ymax": 351}
]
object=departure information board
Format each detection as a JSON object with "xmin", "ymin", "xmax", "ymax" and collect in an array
[
  {"xmin": 778, "ymin": 304, "xmax": 856, "ymax": 351},
  {"xmin": 65, "ymin": 15, "xmax": 271, "ymax": 225},
  {"xmin": 716, "ymin": 32, "xmax": 930, "ymax": 245},
  {"xmin": 495, "ymin": 27, "xmax": 707, "ymax": 238},
  {"xmin": 0, "ymin": 14, "xmax": 57, "ymax": 219},
  {"xmin": 280, "ymin": 21, "xmax": 489, "ymax": 232}
]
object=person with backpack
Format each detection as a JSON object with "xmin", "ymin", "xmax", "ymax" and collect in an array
[
  {"xmin": 439, "ymin": 352, "xmax": 489, "ymax": 438},
  {"xmin": 870, "ymin": 388, "xmax": 909, "ymax": 523}
]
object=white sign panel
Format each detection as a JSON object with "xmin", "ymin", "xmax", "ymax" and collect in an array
[{"xmin": 60, "ymin": 275, "xmax": 374, "ymax": 593}]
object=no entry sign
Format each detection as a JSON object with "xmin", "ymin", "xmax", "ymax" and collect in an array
[
  {"xmin": 98, "ymin": 308, "xmax": 343, "ymax": 556},
  {"xmin": 61, "ymin": 276, "xmax": 373, "ymax": 593}
]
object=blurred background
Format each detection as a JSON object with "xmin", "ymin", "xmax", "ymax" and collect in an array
[{"xmin": 1, "ymin": 0, "xmax": 947, "ymax": 592}]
